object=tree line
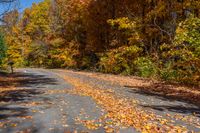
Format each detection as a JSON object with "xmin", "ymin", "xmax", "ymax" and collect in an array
[{"xmin": 0, "ymin": 0, "xmax": 200, "ymax": 84}]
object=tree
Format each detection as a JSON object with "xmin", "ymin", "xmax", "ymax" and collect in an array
[
  {"xmin": 2, "ymin": 9, "xmax": 19, "ymax": 32},
  {"xmin": 0, "ymin": 0, "xmax": 19, "ymax": 22},
  {"xmin": 0, "ymin": 33, "xmax": 6, "ymax": 66},
  {"xmin": 2, "ymin": 0, "xmax": 199, "ymax": 84},
  {"xmin": 160, "ymin": 16, "xmax": 200, "ymax": 83}
]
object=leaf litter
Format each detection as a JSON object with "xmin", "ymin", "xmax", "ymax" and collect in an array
[{"xmin": 57, "ymin": 74, "xmax": 190, "ymax": 133}]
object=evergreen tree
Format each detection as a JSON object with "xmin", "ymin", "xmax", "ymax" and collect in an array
[{"xmin": 0, "ymin": 33, "xmax": 6, "ymax": 66}]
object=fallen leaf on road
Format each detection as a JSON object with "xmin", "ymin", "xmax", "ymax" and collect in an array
[{"xmin": 58, "ymin": 74, "xmax": 189, "ymax": 133}]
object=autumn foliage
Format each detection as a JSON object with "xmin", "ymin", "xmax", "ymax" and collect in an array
[{"xmin": 1, "ymin": 0, "xmax": 200, "ymax": 84}]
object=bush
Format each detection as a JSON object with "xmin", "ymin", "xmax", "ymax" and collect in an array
[
  {"xmin": 99, "ymin": 45, "xmax": 142, "ymax": 75},
  {"xmin": 77, "ymin": 52, "xmax": 99, "ymax": 70},
  {"xmin": 159, "ymin": 62, "xmax": 179, "ymax": 81},
  {"xmin": 160, "ymin": 16, "xmax": 200, "ymax": 84},
  {"xmin": 134, "ymin": 57, "xmax": 158, "ymax": 78}
]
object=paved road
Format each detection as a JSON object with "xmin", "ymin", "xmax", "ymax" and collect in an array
[{"xmin": 0, "ymin": 68, "xmax": 199, "ymax": 133}]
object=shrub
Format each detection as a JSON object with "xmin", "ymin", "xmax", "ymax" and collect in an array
[
  {"xmin": 134, "ymin": 57, "xmax": 158, "ymax": 78},
  {"xmin": 78, "ymin": 52, "xmax": 99, "ymax": 70},
  {"xmin": 160, "ymin": 16, "xmax": 200, "ymax": 84},
  {"xmin": 159, "ymin": 62, "xmax": 179, "ymax": 81},
  {"xmin": 99, "ymin": 45, "xmax": 142, "ymax": 75}
]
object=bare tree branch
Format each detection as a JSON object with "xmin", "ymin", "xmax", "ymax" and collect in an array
[
  {"xmin": 0, "ymin": 0, "xmax": 19, "ymax": 22},
  {"xmin": 0, "ymin": 0, "xmax": 17, "ymax": 3},
  {"xmin": 153, "ymin": 16, "xmax": 173, "ymax": 43}
]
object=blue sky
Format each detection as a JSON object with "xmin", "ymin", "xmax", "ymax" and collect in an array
[
  {"xmin": 0, "ymin": 0, "xmax": 43, "ymax": 14},
  {"xmin": 19, "ymin": 0, "xmax": 43, "ymax": 11}
]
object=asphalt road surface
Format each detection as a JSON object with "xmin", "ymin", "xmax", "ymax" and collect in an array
[{"xmin": 0, "ymin": 68, "xmax": 199, "ymax": 133}]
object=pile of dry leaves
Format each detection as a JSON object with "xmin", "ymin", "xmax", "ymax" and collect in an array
[
  {"xmin": 66, "ymin": 70, "xmax": 200, "ymax": 106},
  {"xmin": 59, "ymin": 74, "xmax": 188, "ymax": 133}
]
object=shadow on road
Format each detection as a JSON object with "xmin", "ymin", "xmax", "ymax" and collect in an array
[
  {"xmin": 141, "ymin": 104, "xmax": 200, "ymax": 117},
  {"xmin": 0, "ymin": 88, "xmax": 44, "ymax": 120},
  {"xmin": 0, "ymin": 71, "xmax": 56, "ymax": 120},
  {"xmin": 0, "ymin": 106, "xmax": 28, "ymax": 120},
  {"xmin": 0, "ymin": 72, "xmax": 58, "ymax": 88},
  {"xmin": 0, "ymin": 89, "xmax": 44, "ymax": 102},
  {"xmin": 126, "ymin": 86, "xmax": 200, "ymax": 117}
]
